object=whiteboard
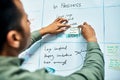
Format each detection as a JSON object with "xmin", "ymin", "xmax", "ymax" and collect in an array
[{"xmin": 19, "ymin": 0, "xmax": 120, "ymax": 80}]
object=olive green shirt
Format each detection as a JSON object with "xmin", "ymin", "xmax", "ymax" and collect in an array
[{"xmin": 0, "ymin": 30, "xmax": 104, "ymax": 80}]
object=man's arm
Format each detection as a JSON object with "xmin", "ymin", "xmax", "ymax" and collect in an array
[
  {"xmin": 68, "ymin": 22, "xmax": 104, "ymax": 80},
  {"xmin": 29, "ymin": 17, "xmax": 70, "ymax": 46},
  {"xmin": 69, "ymin": 42, "xmax": 104, "ymax": 80}
]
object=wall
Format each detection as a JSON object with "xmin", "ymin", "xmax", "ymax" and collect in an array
[{"xmin": 19, "ymin": 0, "xmax": 120, "ymax": 79}]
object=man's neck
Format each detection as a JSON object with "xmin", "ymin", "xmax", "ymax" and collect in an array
[{"xmin": 0, "ymin": 46, "xmax": 18, "ymax": 57}]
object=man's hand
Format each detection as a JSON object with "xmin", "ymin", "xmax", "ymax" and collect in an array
[
  {"xmin": 79, "ymin": 22, "xmax": 97, "ymax": 42},
  {"xmin": 39, "ymin": 18, "xmax": 70, "ymax": 36}
]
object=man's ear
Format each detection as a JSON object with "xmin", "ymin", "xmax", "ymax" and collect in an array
[{"xmin": 7, "ymin": 30, "xmax": 22, "ymax": 48}]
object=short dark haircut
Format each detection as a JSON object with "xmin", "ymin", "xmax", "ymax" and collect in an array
[{"xmin": 0, "ymin": 0, "xmax": 23, "ymax": 51}]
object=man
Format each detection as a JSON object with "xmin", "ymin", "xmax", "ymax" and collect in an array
[{"xmin": 0, "ymin": 0, "xmax": 104, "ymax": 80}]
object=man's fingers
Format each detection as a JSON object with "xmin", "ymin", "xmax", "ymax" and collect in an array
[
  {"xmin": 83, "ymin": 22, "xmax": 88, "ymax": 25},
  {"xmin": 78, "ymin": 25, "xmax": 84, "ymax": 28},
  {"xmin": 78, "ymin": 22, "xmax": 91, "ymax": 28},
  {"xmin": 58, "ymin": 24, "xmax": 70, "ymax": 28},
  {"xmin": 57, "ymin": 28, "xmax": 66, "ymax": 33},
  {"xmin": 55, "ymin": 17, "xmax": 68, "ymax": 23},
  {"xmin": 83, "ymin": 22, "xmax": 91, "ymax": 26},
  {"xmin": 59, "ymin": 18, "xmax": 68, "ymax": 24},
  {"xmin": 57, "ymin": 18, "xmax": 68, "ymax": 23},
  {"xmin": 54, "ymin": 17, "xmax": 61, "ymax": 22}
]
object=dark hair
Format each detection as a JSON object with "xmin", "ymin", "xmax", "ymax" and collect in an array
[{"xmin": 0, "ymin": 0, "xmax": 23, "ymax": 51}]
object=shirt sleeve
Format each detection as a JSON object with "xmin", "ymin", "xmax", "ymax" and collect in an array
[
  {"xmin": 29, "ymin": 30, "xmax": 42, "ymax": 46},
  {"xmin": 69, "ymin": 42, "xmax": 104, "ymax": 80}
]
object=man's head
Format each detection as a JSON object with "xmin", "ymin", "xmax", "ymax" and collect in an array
[{"xmin": 0, "ymin": 0, "xmax": 31, "ymax": 56}]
